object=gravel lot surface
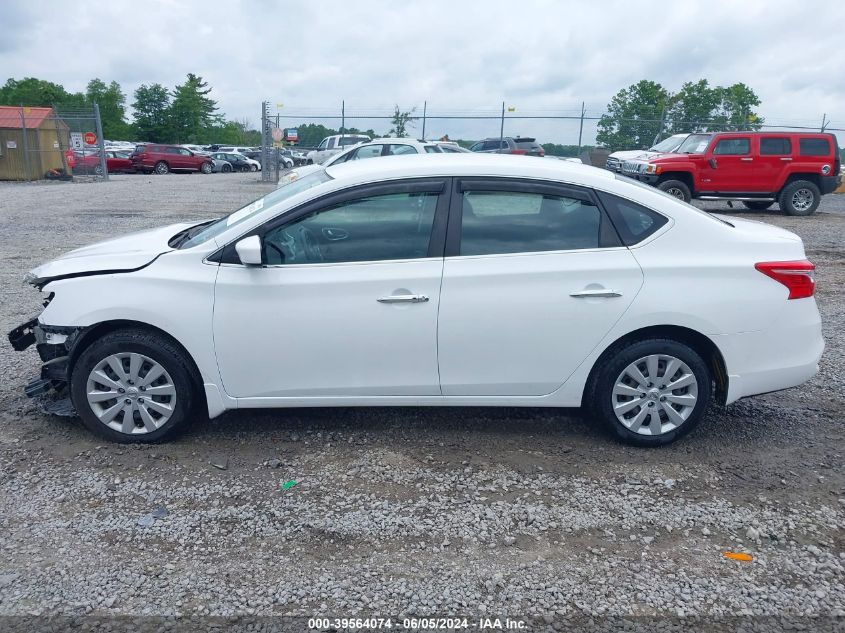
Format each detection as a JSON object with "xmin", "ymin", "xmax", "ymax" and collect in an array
[{"xmin": 0, "ymin": 173, "xmax": 843, "ymax": 630}]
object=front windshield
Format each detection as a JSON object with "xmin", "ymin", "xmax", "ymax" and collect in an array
[
  {"xmin": 676, "ymin": 133, "xmax": 712, "ymax": 154},
  {"xmin": 650, "ymin": 135, "xmax": 684, "ymax": 153},
  {"xmin": 178, "ymin": 170, "xmax": 333, "ymax": 249}
]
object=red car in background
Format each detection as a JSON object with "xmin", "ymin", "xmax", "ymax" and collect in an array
[
  {"xmin": 75, "ymin": 150, "xmax": 135, "ymax": 175},
  {"xmin": 130, "ymin": 144, "xmax": 214, "ymax": 175}
]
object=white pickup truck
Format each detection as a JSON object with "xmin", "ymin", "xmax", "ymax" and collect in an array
[
  {"xmin": 306, "ymin": 134, "xmax": 371, "ymax": 164},
  {"xmin": 605, "ymin": 133, "xmax": 688, "ymax": 173}
]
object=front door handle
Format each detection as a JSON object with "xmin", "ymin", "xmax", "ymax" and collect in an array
[
  {"xmin": 377, "ymin": 294, "xmax": 429, "ymax": 304},
  {"xmin": 570, "ymin": 289, "xmax": 622, "ymax": 298}
]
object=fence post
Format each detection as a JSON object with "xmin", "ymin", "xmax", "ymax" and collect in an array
[
  {"xmin": 421, "ymin": 101, "xmax": 427, "ymax": 140},
  {"xmin": 577, "ymin": 101, "xmax": 585, "ymax": 155},
  {"xmin": 340, "ymin": 100, "xmax": 345, "ymax": 146},
  {"xmin": 19, "ymin": 107, "xmax": 31, "ymax": 181},
  {"xmin": 499, "ymin": 101, "xmax": 505, "ymax": 153},
  {"xmin": 53, "ymin": 109, "xmax": 68, "ymax": 175},
  {"xmin": 93, "ymin": 103, "xmax": 108, "ymax": 181}
]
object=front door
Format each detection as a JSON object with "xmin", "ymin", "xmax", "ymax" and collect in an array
[
  {"xmin": 437, "ymin": 180, "xmax": 643, "ymax": 396},
  {"xmin": 213, "ymin": 181, "xmax": 449, "ymax": 399},
  {"xmin": 703, "ymin": 136, "xmax": 754, "ymax": 192}
]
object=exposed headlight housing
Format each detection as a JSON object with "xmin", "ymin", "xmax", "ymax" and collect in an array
[{"xmin": 645, "ymin": 164, "xmax": 663, "ymax": 174}]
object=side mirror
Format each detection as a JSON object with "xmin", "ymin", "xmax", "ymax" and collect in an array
[
  {"xmin": 235, "ymin": 235, "xmax": 262, "ymax": 266},
  {"xmin": 708, "ymin": 158, "xmax": 718, "ymax": 169}
]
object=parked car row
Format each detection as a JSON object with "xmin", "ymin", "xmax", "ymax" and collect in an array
[{"xmin": 610, "ymin": 131, "xmax": 841, "ymax": 216}]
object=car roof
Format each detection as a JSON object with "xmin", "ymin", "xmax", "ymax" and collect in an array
[{"xmin": 325, "ymin": 153, "xmax": 614, "ymax": 187}]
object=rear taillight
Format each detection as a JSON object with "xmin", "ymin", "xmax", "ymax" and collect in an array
[
  {"xmin": 510, "ymin": 149, "xmax": 527, "ymax": 155},
  {"xmin": 755, "ymin": 260, "xmax": 815, "ymax": 299}
]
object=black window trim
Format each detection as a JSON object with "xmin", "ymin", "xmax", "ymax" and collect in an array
[
  {"xmin": 212, "ymin": 178, "xmax": 451, "ymax": 265},
  {"xmin": 444, "ymin": 177, "xmax": 622, "ymax": 258}
]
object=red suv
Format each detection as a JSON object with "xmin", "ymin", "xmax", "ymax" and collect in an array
[
  {"xmin": 130, "ymin": 144, "xmax": 214, "ymax": 175},
  {"xmin": 632, "ymin": 132, "xmax": 841, "ymax": 215}
]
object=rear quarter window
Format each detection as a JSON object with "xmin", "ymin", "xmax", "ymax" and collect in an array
[
  {"xmin": 799, "ymin": 138, "xmax": 831, "ymax": 156},
  {"xmin": 597, "ymin": 191, "xmax": 669, "ymax": 246}
]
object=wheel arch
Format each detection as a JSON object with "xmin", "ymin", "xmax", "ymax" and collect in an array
[
  {"xmin": 585, "ymin": 324, "xmax": 728, "ymax": 405},
  {"xmin": 68, "ymin": 319, "xmax": 207, "ymax": 413},
  {"xmin": 781, "ymin": 172, "xmax": 821, "ymax": 191},
  {"xmin": 657, "ymin": 171, "xmax": 694, "ymax": 192}
]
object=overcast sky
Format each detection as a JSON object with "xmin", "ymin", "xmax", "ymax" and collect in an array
[{"xmin": 1, "ymin": 0, "xmax": 843, "ymax": 144}]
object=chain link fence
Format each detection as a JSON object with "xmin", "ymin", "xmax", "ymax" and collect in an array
[{"xmin": 0, "ymin": 103, "xmax": 107, "ymax": 182}]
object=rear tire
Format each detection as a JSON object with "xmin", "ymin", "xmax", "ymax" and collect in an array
[
  {"xmin": 200, "ymin": 161, "xmax": 213, "ymax": 174},
  {"xmin": 250, "ymin": 164, "xmax": 258, "ymax": 172},
  {"xmin": 222, "ymin": 163, "xmax": 232, "ymax": 173},
  {"xmin": 657, "ymin": 179, "xmax": 692, "ymax": 203},
  {"xmin": 154, "ymin": 161, "xmax": 169, "ymax": 175},
  {"xmin": 70, "ymin": 329, "xmax": 197, "ymax": 443},
  {"xmin": 778, "ymin": 180, "xmax": 820, "ymax": 216},
  {"xmin": 587, "ymin": 338, "xmax": 711, "ymax": 447},
  {"xmin": 742, "ymin": 201, "xmax": 774, "ymax": 211}
]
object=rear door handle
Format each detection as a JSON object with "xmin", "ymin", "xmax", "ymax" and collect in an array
[
  {"xmin": 377, "ymin": 294, "xmax": 429, "ymax": 304},
  {"xmin": 570, "ymin": 289, "xmax": 622, "ymax": 298},
  {"xmin": 740, "ymin": 157, "xmax": 753, "ymax": 162},
  {"xmin": 780, "ymin": 157, "xmax": 793, "ymax": 161}
]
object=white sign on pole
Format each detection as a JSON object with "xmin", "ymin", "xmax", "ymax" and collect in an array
[
  {"xmin": 70, "ymin": 132, "xmax": 83, "ymax": 150},
  {"xmin": 6, "ymin": 140, "xmax": 16, "ymax": 149}
]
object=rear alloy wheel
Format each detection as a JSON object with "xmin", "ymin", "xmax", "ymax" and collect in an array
[
  {"xmin": 154, "ymin": 161, "xmax": 169, "ymax": 175},
  {"xmin": 590, "ymin": 338, "xmax": 711, "ymax": 446},
  {"xmin": 742, "ymin": 201, "xmax": 774, "ymax": 211},
  {"xmin": 222, "ymin": 163, "xmax": 232, "ymax": 173},
  {"xmin": 779, "ymin": 180, "xmax": 821, "ymax": 216},
  {"xmin": 200, "ymin": 161, "xmax": 213, "ymax": 174},
  {"xmin": 71, "ymin": 329, "xmax": 196, "ymax": 443},
  {"xmin": 657, "ymin": 180, "xmax": 692, "ymax": 203}
]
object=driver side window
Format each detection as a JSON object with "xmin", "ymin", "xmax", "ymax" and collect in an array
[{"xmin": 262, "ymin": 192, "xmax": 439, "ymax": 265}]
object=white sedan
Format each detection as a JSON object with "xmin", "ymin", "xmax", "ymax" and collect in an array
[{"xmin": 9, "ymin": 155, "xmax": 823, "ymax": 446}]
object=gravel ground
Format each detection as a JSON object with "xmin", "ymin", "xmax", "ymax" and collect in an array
[{"xmin": 0, "ymin": 173, "xmax": 843, "ymax": 631}]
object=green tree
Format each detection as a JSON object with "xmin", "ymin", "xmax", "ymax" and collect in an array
[
  {"xmin": 665, "ymin": 79, "xmax": 722, "ymax": 133},
  {"xmin": 0, "ymin": 77, "xmax": 84, "ymax": 107},
  {"xmin": 86, "ymin": 78, "xmax": 130, "ymax": 139},
  {"xmin": 541, "ymin": 143, "xmax": 596, "ymax": 157},
  {"xmin": 596, "ymin": 80, "xmax": 670, "ymax": 151},
  {"xmin": 387, "ymin": 105, "xmax": 418, "ymax": 138},
  {"xmin": 167, "ymin": 74, "xmax": 219, "ymax": 143},
  {"xmin": 713, "ymin": 83, "xmax": 763, "ymax": 130},
  {"xmin": 131, "ymin": 83, "xmax": 171, "ymax": 142}
]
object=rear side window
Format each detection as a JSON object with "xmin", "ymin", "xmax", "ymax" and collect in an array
[
  {"xmin": 799, "ymin": 138, "xmax": 830, "ymax": 156},
  {"xmin": 387, "ymin": 144, "xmax": 416, "ymax": 156},
  {"xmin": 515, "ymin": 140, "xmax": 540, "ymax": 149},
  {"xmin": 597, "ymin": 191, "xmax": 669, "ymax": 246},
  {"xmin": 458, "ymin": 189, "xmax": 604, "ymax": 256},
  {"xmin": 713, "ymin": 138, "xmax": 750, "ymax": 155},
  {"xmin": 760, "ymin": 138, "xmax": 791, "ymax": 155}
]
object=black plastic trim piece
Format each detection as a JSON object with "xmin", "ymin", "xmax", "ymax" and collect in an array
[{"xmin": 8, "ymin": 318, "xmax": 37, "ymax": 351}]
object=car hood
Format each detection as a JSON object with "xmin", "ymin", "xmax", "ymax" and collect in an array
[
  {"xmin": 609, "ymin": 149, "xmax": 660, "ymax": 161},
  {"xmin": 27, "ymin": 221, "xmax": 197, "ymax": 286}
]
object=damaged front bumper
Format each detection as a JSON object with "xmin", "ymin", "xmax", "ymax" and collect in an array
[{"xmin": 8, "ymin": 318, "xmax": 81, "ymax": 417}]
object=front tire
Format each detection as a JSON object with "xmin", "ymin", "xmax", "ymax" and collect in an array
[
  {"xmin": 250, "ymin": 164, "xmax": 258, "ymax": 172},
  {"xmin": 779, "ymin": 180, "xmax": 820, "ymax": 216},
  {"xmin": 742, "ymin": 201, "xmax": 774, "ymax": 211},
  {"xmin": 222, "ymin": 163, "xmax": 232, "ymax": 173},
  {"xmin": 154, "ymin": 161, "xmax": 169, "ymax": 175},
  {"xmin": 657, "ymin": 179, "xmax": 692, "ymax": 203},
  {"xmin": 70, "ymin": 329, "xmax": 196, "ymax": 443},
  {"xmin": 588, "ymin": 338, "xmax": 711, "ymax": 447}
]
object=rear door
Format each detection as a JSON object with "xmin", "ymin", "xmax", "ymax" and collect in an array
[
  {"xmin": 437, "ymin": 178, "xmax": 643, "ymax": 396},
  {"xmin": 756, "ymin": 136, "xmax": 793, "ymax": 193},
  {"xmin": 704, "ymin": 136, "xmax": 754, "ymax": 192}
]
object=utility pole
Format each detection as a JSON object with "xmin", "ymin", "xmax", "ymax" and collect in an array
[
  {"xmin": 421, "ymin": 101, "xmax": 427, "ymax": 140},
  {"xmin": 652, "ymin": 104, "xmax": 666, "ymax": 146},
  {"xmin": 499, "ymin": 101, "xmax": 505, "ymax": 153},
  {"xmin": 577, "ymin": 101, "xmax": 586, "ymax": 154},
  {"xmin": 821, "ymin": 113, "xmax": 828, "ymax": 132},
  {"xmin": 340, "ymin": 100, "xmax": 345, "ymax": 145}
]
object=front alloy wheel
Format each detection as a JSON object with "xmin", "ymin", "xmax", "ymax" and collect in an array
[
  {"xmin": 71, "ymin": 329, "xmax": 196, "ymax": 442},
  {"xmin": 86, "ymin": 352, "xmax": 177, "ymax": 435}
]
